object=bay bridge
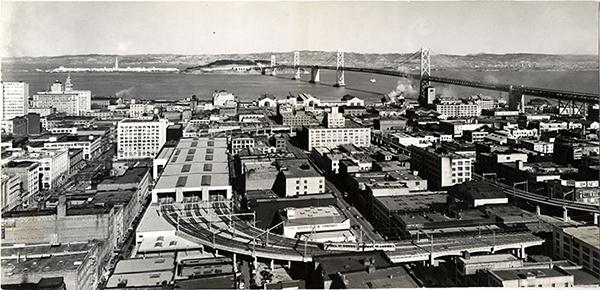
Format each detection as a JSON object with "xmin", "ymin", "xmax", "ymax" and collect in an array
[{"xmin": 261, "ymin": 49, "xmax": 598, "ymax": 116}]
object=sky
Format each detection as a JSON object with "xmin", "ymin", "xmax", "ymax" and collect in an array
[{"xmin": 1, "ymin": 1, "xmax": 598, "ymax": 57}]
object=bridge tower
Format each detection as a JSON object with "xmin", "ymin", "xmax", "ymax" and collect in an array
[
  {"xmin": 270, "ymin": 55, "xmax": 277, "ymax": 76},
  {"xmin": 334, "ymin": 49, "xmax": 345, "ymax": 87},
  {"xmin": 418, "ymin": 47, "xmax": 431, "ymax": 107},
  {"xmin": 292, "ymin": 51, "xmax": 301, "ymax": 80}
]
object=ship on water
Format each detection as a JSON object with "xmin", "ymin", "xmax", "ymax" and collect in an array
[{"xmin": 48, "ymin": 57, "xmax": 179, "ymax": 73}]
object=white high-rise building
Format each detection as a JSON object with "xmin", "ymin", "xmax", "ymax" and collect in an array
[
  {"xmin": 117, "ymin": 118, "xmax": 169, "ymax": 160},
  {"xmin": 1, "ymin": 81, "xmax": 29, "ymax": 121}
]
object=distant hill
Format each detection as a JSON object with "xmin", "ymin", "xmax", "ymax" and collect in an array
[{"xmin": 2, "ymin": 51, "xmax": 597, "ymax": 72}]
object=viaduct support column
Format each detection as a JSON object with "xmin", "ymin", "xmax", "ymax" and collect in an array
[
  {"xmin": 593, "ymin": 213, "xmax": 599, "ymax": 225},
  {"xmin": 309, "ymin": 67, "xmax": 320, "ymax": 84},
  {"xmin": 518, "ymin": 245, "xmax": 527, "ymax": 260},
  {"xmin": 563, "ymin": 207, "xmax": 569, "ymax": 222},
  {"xmin": 270, "ymin": 259, "xmax": 275, "ymax": 270},
  {"xmin": 233, "ymin": 253, "xmax": 238, "ymax": 272},
  {"xmin": 535, "ymin": 205, "xmax": 541, "ymax": 216}
]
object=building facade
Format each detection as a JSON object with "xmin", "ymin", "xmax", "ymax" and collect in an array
[
  {"xmin": 3, "ymin": 161, "xmax": 40, "ymax": 208},
  {"xmin": 117, "ymin": 118, "xmax": 169, "ymax": 160},
  {"xmin": 553, "ymin": 226, "xmax": 600, "ymax": 277},
  {"xmin": 1, "ymin": 81, "xmax": 29, "ymax": 121},
  {"xmin": 410, "ymin": 145, "xmax": 472, "ymax": 189},
  {"xmin": 306, "ymin": 124, "xmax": 371, "ymax": 151}
]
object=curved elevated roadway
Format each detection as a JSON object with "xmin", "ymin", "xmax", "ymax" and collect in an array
[{"xmin": 472, "ymin": 173, "xmax": 600, "ymax": 213}]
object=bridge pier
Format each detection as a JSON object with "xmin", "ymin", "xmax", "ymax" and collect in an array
[
  {"xmin": 215, "ymin": 249, "xmax": 219, "ymax": 256},
  {"xmin": 535, "ymin": 205, "xmax": 541, "ymax": 216},
  {"xmin": 293, "ymin": 68, "xmax": 301, "ymax": 80},
  {"xmin": 309, "ymin": 67, "xmax": 320, "ymax": 84},
  {"xmin": 563, "ymin": 207, "xmax": 569, "ymax": 222},
  {"xmin": 593, "ymin": 213, "xmax": 599, "ymax": 225},
  {"xmin": 270, "ymin": 259, "xmax": 275, "ymax": 270}
]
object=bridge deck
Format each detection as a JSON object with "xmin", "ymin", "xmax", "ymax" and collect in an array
[{"xmin": 269, "ymin": 64, "xmax": 598, "ymax": 103}]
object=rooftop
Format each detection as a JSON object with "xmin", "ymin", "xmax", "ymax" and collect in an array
[
  {"xmin": 563, "ymin": 226, "xmax": 600, "ymax": 249},
  {"xmin": 338, "ymin": 265, "xmax": 419, "ymax": 288},
  {"xmin": 113, "ymin": 256, "xmax": 175, "ymax": 275},
  {"xmin": 375, "ymin": 192, "xmax": 448, "ymax": 213},
  {"xmin": 491, "ymin": 268, "xmax": 570, "ymax": 281},
  {"xmin": 284, "ymin": 206, "xmax": 347, "ymax": 226},
  {"xmin": 450, "ymin": 180, "xmax": 507, "ymax": 201},
  {"xmin": 314, "ymin": 251, "xmax": 391, "ymax": 275},
  {"xmin": 458, "ymin": 253, "xmax": 519, "ymax": 264},
  {"xmin": 277, "ymin": 159, "xmax": 321, "ymax": 178}
]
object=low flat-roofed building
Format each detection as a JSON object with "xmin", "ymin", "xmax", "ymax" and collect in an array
[
  {"xmin": 310, "ymin": 251, "xmax": 392, "ymax": 289},
  {"xmin": 177, "ymin": 256, "xmax": 234, "ymax": 279},
  {"xmin": 456, "ymin": 253, "xmax": 523, "ymax": 285},
  {"xmin": 112, "ymin": 255, "xmax": 175, "ymax": 276},
  {"xmin": 371, "ymin": 192, "xmax": 448, "ymax": 232},
  {"xmin": 1, "ymin": 241, "xmax": 109, "ymax": 290},
  {"xmin": 1, "ymin": 277, "xmax": 66, "ymax": 290},
  {"xmin": 487, "ymin": 267, "xmax": 574, "ymax": 287},
  {"xmin": 449, "ymin": 180, "xmax": 508, "ymax": 207},
  {"xmin": 152, "ymin": 137, "xmax": 232, "ymax": 202},
  {"xmin": 244, "ymin": 162, "xmax": 279, "ymax": 192},
  {"xmin": 280, "ymin": 206, "xmax": 350, "ymax": 239},
  {"xmin": 174, "ymin": 275, "xmax": 236, "ymax": 289},
  {"xmin": 135, "ymin": 204, "xmax": 203, "ymax": 254},
  {"xmin": 298, "ymin": 229, "xmax": 356, "ymax": 243},
  {"xmin": 246, "ymin": 193, "xmax": 336, "ymax": 229},
  {"xmin": 331, "ymin": 264, "xmax": 419, "ymax": 289}
]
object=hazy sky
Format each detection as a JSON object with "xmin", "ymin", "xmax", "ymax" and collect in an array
[{"xmin": 1, "ymin": 1, "xmax": 598, "ymax": 57}]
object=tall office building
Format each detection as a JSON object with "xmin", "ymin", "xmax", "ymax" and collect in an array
[
  {"xmin": 117, "ymin": 118, "xmax": 169, "ymax": 160},
  {"xmin": 1, "ymin": 81, "xmax": 29, "ymax": 121}
]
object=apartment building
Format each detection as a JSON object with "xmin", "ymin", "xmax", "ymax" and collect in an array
[{"xmin": 3, "ymin": 161, "xmax": 40, "ymax": 207}]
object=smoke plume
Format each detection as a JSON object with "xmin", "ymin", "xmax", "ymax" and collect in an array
[
  {"xmin": 387, "ymin": 78, "xmax": 418, "ymax": 99},
  {"xmin": 115, "ymin": 86, "xmax": 136, "ymax": 99}
]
